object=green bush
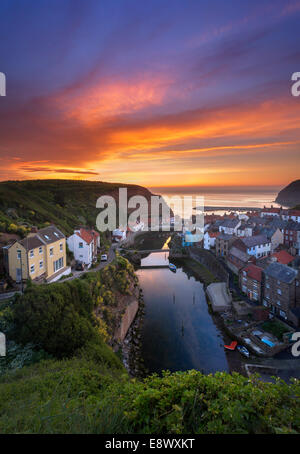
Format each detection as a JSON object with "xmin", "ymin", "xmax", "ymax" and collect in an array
[
  {"xmin": 12, "ymin": 279, "xmax": 98, "ymax": 357},
  {"xmin": 0, "ymin": 361, "xmax": 298, "ymax": 434}
]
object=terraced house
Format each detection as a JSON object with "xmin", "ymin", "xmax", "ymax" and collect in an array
[
  {"xmin": 263, "ymin": 262, "xmax": 299, "ymax": 325},
  {"xmin": 3, "ymin": 225, "xmax": 70, "ymax": 283}
]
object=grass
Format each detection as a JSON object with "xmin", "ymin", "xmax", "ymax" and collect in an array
[
  {"xmin": 261, "ymin": 320, "xmax": 291, "ymax": 341},
  {"xmin": 0, "ymin": 179, "xmax": 154, "ymax": 236},
  {"xmin": 181, "ymin": 258, "xmax": 217, "ymax": 285}
]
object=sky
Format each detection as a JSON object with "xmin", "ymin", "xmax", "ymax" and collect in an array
[{"xmin": 0, "ymin": 0, "xmax": 299, "ymax": 192}]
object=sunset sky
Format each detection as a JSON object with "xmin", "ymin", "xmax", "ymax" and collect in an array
[{"xmin": 0, "ymin": 0, "xmax": 299, "ymax": 191}]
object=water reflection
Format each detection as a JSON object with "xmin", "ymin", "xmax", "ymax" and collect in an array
[{"xmin": 137, "ymin": 251, "xmax": 229, "ymax": 375}]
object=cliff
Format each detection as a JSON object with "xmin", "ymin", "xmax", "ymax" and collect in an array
[{"xmin": 275, "ymin": 180, "xmax": 300, "ymax": 207}]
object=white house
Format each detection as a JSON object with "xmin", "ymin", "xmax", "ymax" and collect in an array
[
  {"xmin": 236, "ymin": 224, "xmax": 253, "ymax": 237},
  {"xmin": 281, "ymin": 210, "xmax": 300, "ymax": 224},
  {"xmin": 203, "ymin": 231, "xmax": 219, "ymax": 250},
  {"xmin": 238, "ymin": 214, "xmax": 249, "ymax": 221},
  {"xmin": 219, "ymin": 218, "xmax": 241, "ymax": 235},
  {"xmin": 260, "ymin": 207, "xmax": 280, "ymax": 218},
  {"xmin": 241, "ymin": 235, "xmax": 271, "ymax": 259},
  {"xmin": 67, "ymin": 228, "xmax": 99, "ymax": 268},
  {"xmin": 112, "ymin": 229, "xmax": 127, "ymax": 242}
]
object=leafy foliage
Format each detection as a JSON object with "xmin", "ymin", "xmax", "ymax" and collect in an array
[
  {"xmin": 11, "ymin": 255, "xmax": 138, "ymax": 357},
  {"xmin": 0, "ymin": 361, "xmax": 298, "ymax": 434}
]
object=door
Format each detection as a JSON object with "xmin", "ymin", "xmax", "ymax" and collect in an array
[{"xmin": 16, "ymin": 268, "xmax": 22, "ymax": 282}]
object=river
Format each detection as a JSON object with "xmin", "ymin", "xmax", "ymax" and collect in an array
[{"xmin": 136, "ymin": 238, "xmax": 231, "ymax": 375}]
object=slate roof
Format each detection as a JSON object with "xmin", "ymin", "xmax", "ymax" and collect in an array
[
  {"xmin": 217, "ymin": 232, "xmax": 234, "ymax": 241},
  {"xmin": 228, "ymin": 246, "xmax": 249, "ymax": 263},
  {"xmin": 19, "ymin": 236, "xmax": 45, "ymax": 251},
  {"xmin": 264, "ymin": 262, "xmax": 298, "ymax": 284},
  {"xmin": 257, "ymin": 227, "xmax": 278, "ymax": 239},
  {"xmin": 268, "ymin": 218, "xmax": 288, "ymax": 230},
  {"xmin": 249, "ymin": 216, "xmax": 268, "ymax": 225},
  {"xmin": 37, "ymin": 225, "xmax": 65, "ymax": 244},
  {"xmin": 219, "ymin": 218, "xmax": 240, "ymax": 228},
  {"xmin": 241, "ymin": 234, "xmax": 269, "ymax": 248}
]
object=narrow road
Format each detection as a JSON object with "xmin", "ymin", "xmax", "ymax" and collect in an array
[
  {"xmin": 0, "ymin": 291, "xmax": 21, "ymax": 301},
  {"xmin": 63, "ymin": 246, "xmax": 116, "ymax": 282}
]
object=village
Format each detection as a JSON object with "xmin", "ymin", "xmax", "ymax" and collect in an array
[
  {"xmin": 1, "ymin": 204, "xmax": 300, "ymax": 369},
  {"xmin": 193, "ymin": 206, "xmax": 300, "ymax": 362}
]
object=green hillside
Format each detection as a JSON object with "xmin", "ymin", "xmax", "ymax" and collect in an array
[{"xmin": 0, "ymin": 179, "xmax": 155, "ymax": 237}]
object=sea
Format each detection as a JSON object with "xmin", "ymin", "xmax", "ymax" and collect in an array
[{"xmin": 150, "ymin": 188, "xmax": 282, "ymax": 217}]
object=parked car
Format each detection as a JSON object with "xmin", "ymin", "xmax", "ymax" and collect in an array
[
  {"xmin": 101, "ymin": 254, "xmax": 108, "ymax": 261},
  {"xmin": 75, "ymin": 261, "xmax": 85, "ymax": 271}
]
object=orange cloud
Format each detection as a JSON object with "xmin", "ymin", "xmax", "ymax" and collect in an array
[{"xmin": 56, "ymin": 74, "xmax": 173, "ymax": 125}]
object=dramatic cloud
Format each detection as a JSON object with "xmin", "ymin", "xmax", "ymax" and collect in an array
[{"xmin": 0, "ymin": 0, "xmax": 299, "ymax": 187}]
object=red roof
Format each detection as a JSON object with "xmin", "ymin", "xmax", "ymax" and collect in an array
[
  {"xmin": 208, "ymin": 232, "xmax": 220, "ymax": 238},
  {"xmin": 289, "ymin": 210, "xmax": 300, "ymax": 217},
  {"xmin": 262, "ymin": 207, "xmax": 280, "ymax": 213},
  {"xmin": 271, "ymin": 250, "xmax": 294, "ymax": 265},
  {"xmin": 242, "ymin": 264, "xmax": 263, "ymax": 282},
  {"xmin": 76, "ymin": 228, "xmax": 94, "ymax": 244}
]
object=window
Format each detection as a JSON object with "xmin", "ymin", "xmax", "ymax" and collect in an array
[
  {"xmin": 30, "ymin": 264, "xmax": 35, "ymax": 274},
  {"xmin": 79, "ymin": 242, "xmax": 83, "ymax": 248},
  {"xmin": 277, "ymin": 300, "xmax": 281, "ymax": 306},
  {"xmin": 53, "ymin": 257, "xmax": 64, "ymax": 273},
  {"xmin": 29, "ymin": 249, "xmax": 34, "ymax": 258},
  {"xmin": 277, "ymin": 289, "xmax": 282, "ymax": 295},
  {"xmin": 44, "ymin": 234, "xmax": 50, "ymax": 240},
  {"xmin": 17, "ymin": 250, "xmax": 21, "ymax": 259},
  {"xmin": 279, "ymin": 310, "xmax": 287, "ymax": 320},
  {"xmin": 39, "ymin": 260, "xmax": 43, "ymax": 269},
  {"xmin": 39, "ymin": 246, "xmax": 43, "ymax": 254},
  {"xmin": 60, "ymin": 242, "xmax": 63, "ymax": 252},
  {"xmin": 54, "ymin": 232, "xmax": 59, "ymax": 238},
  {"xmin": 49, "ymin": 248, "xmax": 54, "ymax": 256}
]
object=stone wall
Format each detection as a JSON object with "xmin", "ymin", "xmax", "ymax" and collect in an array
[
  {"xmin": 189, "ymin": 247, "xmax": 229, "ymax": 285},
  {"xmin": 115, "ymin": 298, "xmax": 139, "ymax": 342}
]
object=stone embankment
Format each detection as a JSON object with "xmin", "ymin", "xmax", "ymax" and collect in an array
[
  {"xmin": 121, "ymin": 288, "xmax": 147, "ymax": 377},
  {"xmin": 189, "ymin": 248, "xmax": 229, "ymax": 285}
]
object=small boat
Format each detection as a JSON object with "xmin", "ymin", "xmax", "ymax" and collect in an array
[
  {"xmin": 237, "ymin": 345, "xmax": 250, "ymax": 358},
  {"xmin": 169, "ymin": 263, "xmax": 177, "ymax": 272},
  {"xmin": 224, "ymin": 341, "xmax": 237, "ymax": 351}
]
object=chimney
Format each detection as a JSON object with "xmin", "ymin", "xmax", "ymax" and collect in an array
[{"xmin": 31, "ymin": 226, "xmax": 38, "ymax": 233}]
